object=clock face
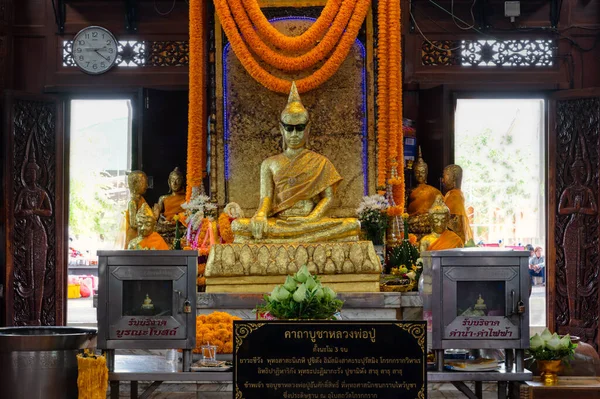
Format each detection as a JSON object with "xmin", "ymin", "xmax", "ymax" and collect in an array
[{"xmin": 72, "ymin": 26, "xmax": 118, "ymax": 74}]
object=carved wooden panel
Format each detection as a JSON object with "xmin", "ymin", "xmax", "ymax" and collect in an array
[
  {"xmin": 553, "ymin": 95, "xmax": 600, "ymax": 350},
  {"xmin": 4, "ymin": 94, "xmax": 65, "ymax": 326}
]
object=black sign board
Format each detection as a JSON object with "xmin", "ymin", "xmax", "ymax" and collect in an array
[{"xmin": 234, "ymin": 320, "xmax": 426, "ymax": 399}]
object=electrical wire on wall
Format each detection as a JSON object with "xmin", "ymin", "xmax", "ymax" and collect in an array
[{"xmin": 155, "ymin": 0, "xmax": 178, "ymax": 16}]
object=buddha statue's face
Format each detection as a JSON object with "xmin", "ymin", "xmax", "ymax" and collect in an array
[
  {"xmin": 414, "ymin": 164, "xmax": 427, "ymax": 184},
  {"xmin": 137, "ymin": 217, "xmax": 155, "ymax": 237},
  {"xmin": 430, "ymin": 212, "xmax": 449, "ymax": 234},
  {"xmin": 442, "ymin": 169, "xmax": 456, "ymax": 191},
  {"xmin": 280, "ymin": 110, "xmax": 310, "ymax": 150},
  {"xmin": 129, "ymin": 174, "xmax": 148, "ymax": 195},
  {"xmin": 169, "ymin": 173, "xmax": 184, "ymax": 192}
]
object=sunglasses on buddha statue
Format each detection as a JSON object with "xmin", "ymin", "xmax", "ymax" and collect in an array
[{"xmin": 280, "ymin": 122, "xmax": 307, "ymax": 133}]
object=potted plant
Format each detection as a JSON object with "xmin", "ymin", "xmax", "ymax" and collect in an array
[
  {"xmin": 356, "ymin": 194, "xmax": 389, "ymax": 245},
  {"xmin": 255, "ymin": 266, "xmax": 343, "ymax": 320},
  {"xmin": 528, "ymin": 328, "xmax": 577, "ymax": 385}
]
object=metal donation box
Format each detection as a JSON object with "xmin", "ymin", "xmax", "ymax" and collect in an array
[
  {"xmin": 97, "ymin": 250, "xmax": 197, "ymax": 371},
  {"xmin": 423, "ymin": 248, "xmax": 530, "ymax": 372}
]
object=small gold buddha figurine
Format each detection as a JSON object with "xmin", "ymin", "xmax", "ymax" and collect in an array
[
  {"xmin": 141, "ymin": 294, "xmax": 154, "ymax": 310},
  {"xmin": 419, "ymin": 195, "xmax": 464, "ymax": 253},
  {"xmin": 231, "ymin": 82, "xmax": 360, "ymax": 243},
  {"xmin": 443, "ymin": 164, "xmax": 474, "ymax": 244},
  {"xmin": 125, "ymin": 170, "xmax": 149, "ymax": 249},
  {"xmin": 407, "ymin": 148, "xmax": 442, "ymax": 234},
  {"xmin": 154, "ymin": 167, "xmax": 186, "ymax": 221},
  {"xmin": 128, "ymin": 203, "xmax": 170, "ymax": 250},
  {"xmin": 474, "ymin": 294, "xmax": 487, "ymax": 311}
]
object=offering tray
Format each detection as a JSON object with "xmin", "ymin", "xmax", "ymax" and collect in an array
[
  {"xmin": 445, "ymin": 358, "xmax": 501, "ymax": 372},
  {"xmin": 190, "ymin": 360, "xmax": 232, "ymax": 372}
]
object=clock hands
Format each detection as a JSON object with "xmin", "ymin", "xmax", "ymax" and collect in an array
[{"xmin": 94, "ymin": 49, "xmax": 111, "ymax": 62}]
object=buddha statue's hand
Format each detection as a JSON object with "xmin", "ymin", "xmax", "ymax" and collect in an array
[{"xmin": 250, "ymin": 213, "xmax": 268, "ymax": 239}]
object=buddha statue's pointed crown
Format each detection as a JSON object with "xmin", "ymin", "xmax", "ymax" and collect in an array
[
  {"xmin": 429, "ymin": 194, "xmax": 450, "ymax": 215},
  {"xmin": 414, "ymin": 147, "xmax": 427, "ymax": 171},
  {"xmin": 281, "ymin": 81, "xmax": 309, "ymax": 123},
  {"xmin": 136, "ymin": 203, "xmax": 155, "ymax": 222}
]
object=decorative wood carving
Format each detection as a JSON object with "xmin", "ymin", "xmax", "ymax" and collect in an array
[
  {"xmin": 554, "ymin": 96, "xmax": 600, "ymax": 349},
  {"xmin": 5, "ymin": 95, "xmax": 64, "ymax": 326}
]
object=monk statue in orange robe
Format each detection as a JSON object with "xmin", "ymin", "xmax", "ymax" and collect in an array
[
  {"xmin": 153, "ymin": 167, "xmax": 186, "ymax": 244},
  {"xmin": 128, "ymin": 203, "xmax": 170, "ymax": 250},
  {"xmin": 442, "ymin": 164, "xmax": 474, "ymax": 244},
  {"xmin": 420, "ymin": 195, "xmax": 464, "ymax": 252},
  {"xmin": 231, "ymin": 82, "xmax": 360, "ymax": 243},
  {"xmin": 124, "ymin": 170, "xmax": 148, "ymax": 249},
  {"xmin": 407, "ymin": 147, "xmax": 442, "ymax": 234}
]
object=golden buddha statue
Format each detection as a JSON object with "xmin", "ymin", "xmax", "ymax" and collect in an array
[
  {"xmin": 419, "ymin": 195, "xmax": 464, "ymax": 253},
  {"xmin": 231, "ymin": 82, "xmax": 360, "ymax": 243},
  {"xmin": 154, "ymin": 167, "xmax": 186, "ymax": 221},
  {"xmin": 153, "ymin": 167, "xmax": 186, "ymax": 244},
  {"xmin": 442, "ymin": 164, "xmax": 474, "ymax": 244},
  {"xmin": 407, "ymin": 148, "xmax": 442, "ymax": 234},
  {"xmin": 128, "ymin": 203, "xmax": 170, "ymax": 250},
  {"xmin": 141, "ymin": 294, "xmax": 154, "ymax": 310},
  {"xmin": 125, "ymin": 170, "xmax": 148, "ymax": 249}
]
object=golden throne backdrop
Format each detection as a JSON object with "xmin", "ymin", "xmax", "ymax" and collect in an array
[{"xmin": 213, "ymin": 4, "xmax": 376, "ymax": 216}]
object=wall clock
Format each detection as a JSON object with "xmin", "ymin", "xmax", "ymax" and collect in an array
[{"xmin": 72, "ymin": 26, "xmax": 119, "ymax": 75}]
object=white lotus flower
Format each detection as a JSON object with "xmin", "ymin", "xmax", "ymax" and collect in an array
[
  {"xmin": 546, "ymin": 336, "xmax": 561, "ymax": 351},
  {"xmin": 293, "ymin": 283, "xmax": 307, "ymax": 303},
  {"xmin": 530, "ymin": 334, "xmax": 544, "ymax": 350},
  {"xmin": 540, "ymin": 328, "xmax": 553, "ymax": 343}
]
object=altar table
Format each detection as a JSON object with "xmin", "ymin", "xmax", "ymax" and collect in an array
[{"xmin": 109, "ymin": 355, "xmax": 531, "ymax": 399}]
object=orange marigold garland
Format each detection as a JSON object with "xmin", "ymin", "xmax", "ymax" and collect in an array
[
  {"xmin": 217, "ymin": 212, "xmax": 235, "ymax": 244},
  {"xmin": 242, "ymin": 0, "xmax": 343, "ymax": 52},
  {"xmin": 214, "ymin": 0, "xmax": 371, "ymax": 93},
  {"xmin": 376, "ymin": 0, "xmax": 389, "ymax": 188},
  {"xmin": 187, "ymin": 0, "xmax": 207, "ymax": 200},
  {"xmin": 390, "ymin": 0, "xmax": 405, "ymax": 210},
  {"xmin": 227, "ymin": 0, "xmax": 358, "ymax": 72}
]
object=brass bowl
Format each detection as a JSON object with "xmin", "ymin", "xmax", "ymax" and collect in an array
[{"xmin": 380, "ymin": 280, "xmax": 417, "ymax": 292}]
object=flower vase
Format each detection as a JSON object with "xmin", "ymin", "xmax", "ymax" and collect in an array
[{"xmin": 538, "ymin": 360, "xmax": 562, "ymax": 386}]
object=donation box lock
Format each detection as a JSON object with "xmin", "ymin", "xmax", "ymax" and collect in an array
[{"xmin": 183, "ymin": 299, "xmax": 192, "ymax": 314}]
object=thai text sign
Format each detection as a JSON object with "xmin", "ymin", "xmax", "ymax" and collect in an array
[
  {"xmin": 234, "ymin": 321, "xmax": 426, "ymax": 399},
  {"xmin": 444, "ymin": 316, "xmax": 519, "ymax": 339}
]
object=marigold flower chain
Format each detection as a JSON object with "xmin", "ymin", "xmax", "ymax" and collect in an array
[
  {"xmin": 228, "ymin": 0, "xmax": 358, "ymax": 72},
  {"xmin": 214, "ymin": 0, "xmax": 371, "ymax": 93},
  {"xmin": 195, "ymin": 312, "xmax": 241, "ymax": 354},
  {"xmin": 218, "ymin": 212, "xmax": 235, "ymax": 244},
  {"xmin": 376, "ymin": 0, "xmax": 389, "ymax": 188},
  {"xmin": 187, "ymin": 0, "xmax": 207, "ymax": 200},
  {"xmin": 242, "ymin": 0, "xmax": 343, "ymax": 52}
]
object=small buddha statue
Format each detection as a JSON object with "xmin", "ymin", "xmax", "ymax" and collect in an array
[
  {"xmin": 153, "ymin": 167, "xmax": 186, "ymax": 243},
  {"xmin": 141, "ymin": 294, "xmax": 154, "ymax": 310},
  {"xmin": 474, "ymin": 294, "xmax": 487, "ymax": 310},
  {"xmin": 407, "ymin": 148, "xmax": 442, "ymax": 234},
  {"xmin": 442, "ymin": 164, "xmax": 474, "ymax": 244},
  {"xmin": 419, "ymin": 195, "xmax": 464, "ymax": 253},
  {"xmin": 154, "ymin": 167, "xmax": 186, "ymax": 221},
  {"xmin": 125, "ymin": 170, "xmax": 149, "ymax": 249},
  {"xmin": 231, "ymin": 82, "xmax": 360, "ymax": 243},
  {"xmin": 128, "ymin": 203, "xmax": 170, "ymax": 250}
]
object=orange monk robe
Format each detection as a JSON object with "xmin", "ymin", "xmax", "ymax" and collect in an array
[
  {"xmin": 428, "ymin": 230, "xmax": 464, "ymax": 250},
  {"xmin": 271, "ymin": 149, "xmax": 342, "ymax": 214},
  {"xmin": 408, "ymin": 184, "xmax": 443, "ymax": 216},
  {"xmin": 137, "ymin": 232, "xmax": 170, "ymax": 250},
  {"xmin": 163, "ymin": 193, "xmax": 186, "ymax": 220},
  {"xmin": 444, "ymin": 189, "xmax": 474, "ymax": 242}
]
